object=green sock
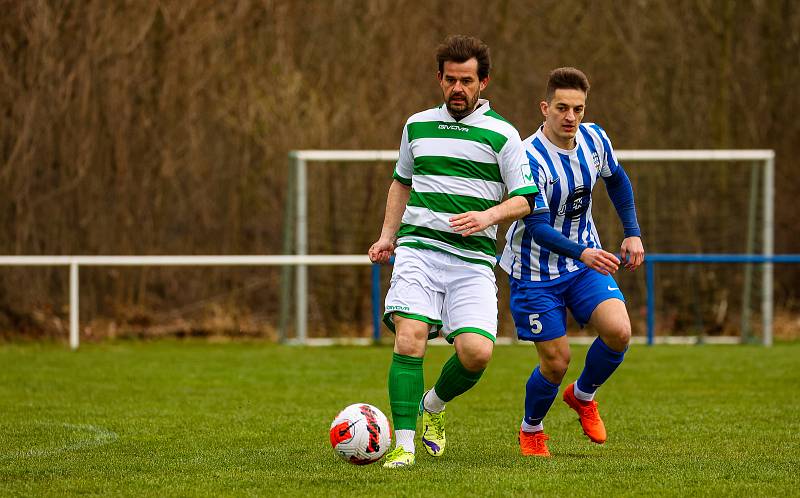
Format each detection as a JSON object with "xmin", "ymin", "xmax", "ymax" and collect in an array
[
  {"xmin": 388, "ymin": 352, "xmax": 424, "ymax": 431},
  {"xmin": 433, "ymin": 353, "xmax": 484, "ymax": 402}
]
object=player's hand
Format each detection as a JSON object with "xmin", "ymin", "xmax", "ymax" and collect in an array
[
  {"xmin": 450, "ymin": 210, "xmax": 493, "ymax": 237},
  {"xmin": 579, "ymin": 248, "xmax": 620, "ymax": 275},
  {"xmin": 368, "ymin": 238, "xmax": 395, "ymax": 264},
  {"xmin": 620, "ymin": 236, "xmax": 644, "ymax": 271}
]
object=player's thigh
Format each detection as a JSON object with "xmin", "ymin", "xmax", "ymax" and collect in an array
[
  {"xmin": 564, "ymin": 268, "xmax": 625, "ymax": 326},
  {"xmin": 509, "ymin": 279, "xmax": 567, "ymax": 342},
  {"xmin": 441, "ymin": 263, "xmax": 498, "ymax": 344},
  {"xmin": 384, "ymin": 247, "xmax": 444, "ymax": 340}
]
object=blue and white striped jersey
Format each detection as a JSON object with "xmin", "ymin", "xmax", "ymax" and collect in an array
[{"xmin": 500, "ymin": 123, "xmax": 621, "ymax": 281}]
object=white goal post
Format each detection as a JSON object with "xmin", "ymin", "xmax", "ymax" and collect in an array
[{"xmin": 282, "ymin": 149, "xmax": 775, "ymax": 344}]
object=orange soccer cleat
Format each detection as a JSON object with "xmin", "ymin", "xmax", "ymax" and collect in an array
[
  {"xmin": 519, "ymin": 429, "xmax": 551, "ymax": 457},
  {"xmin": 563, "ymin": 383, "xmax": 607, "ymax": 444}
]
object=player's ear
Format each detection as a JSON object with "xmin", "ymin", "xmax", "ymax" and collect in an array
[
  {"xmin": 479, "ymin": 76, "xmax": 489, "ymax": 92},
  {"xmin": 539, "ymin": 101, "xmax": 548, "ymax": 117},
  {"xmin": 437, "ymin": 71, "xmax": 443, "ymax": 83}
]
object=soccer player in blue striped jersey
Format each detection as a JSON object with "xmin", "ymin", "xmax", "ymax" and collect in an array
[{"xmin": 499, "ymin": 67, "xmax": 645, "ymax": 457}]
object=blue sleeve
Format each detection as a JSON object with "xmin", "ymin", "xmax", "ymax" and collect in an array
[
  {"xmin": 603, "ymin": 167, "xmax": 641, "ymax": 238},
  {"xmin": 523, "ymin": 212, "xmax": 586, "ymax": 261}
]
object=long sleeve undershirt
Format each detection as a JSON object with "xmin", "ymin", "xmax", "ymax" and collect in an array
[{"xmin": 523, "ymin": 167, "xmax": 641, "ymax": 260}]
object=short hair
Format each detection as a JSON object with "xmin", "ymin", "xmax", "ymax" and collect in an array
[
  {"xmin": 545, "ymin": 67, "xmax": 590, "ymax": 102},
  {"xmin": 436, "ymin": 35, "xmax": 491, "ymax": 80}
]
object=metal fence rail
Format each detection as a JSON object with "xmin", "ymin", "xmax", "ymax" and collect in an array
[
  {"xmin": 1, "ymin": 252, "xmax": 796, "ymax": 349},
  {"xmin": 0, "ymin": 255, "xmax": 371, "ymax": 349},
  {"xmin": 369, "ymin": 254, "xmax": 800, "ymax": 347}
]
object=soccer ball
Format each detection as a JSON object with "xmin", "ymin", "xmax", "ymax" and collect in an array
[{"xmin": 329, "ymin": 403, "xmax": 392, "ymax": 465}]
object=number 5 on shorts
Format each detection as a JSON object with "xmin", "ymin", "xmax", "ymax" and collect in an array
[{"xmin": 529, "ymin": 314, "xmax": 543, "ymax": 335}]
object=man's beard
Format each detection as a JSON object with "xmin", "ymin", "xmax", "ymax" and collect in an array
[{"xmin": 446, "ymin": 91, "xmax": 479, "ymax": 120}]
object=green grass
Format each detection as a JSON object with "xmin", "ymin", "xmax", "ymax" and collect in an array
[{"xmin": 1, "ymin": 341, "xmax": 798, "ymax": 497}]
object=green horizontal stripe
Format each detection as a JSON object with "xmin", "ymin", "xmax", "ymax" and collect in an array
[
  {"xmin": 408, "ymin": 190, "xmax": 498, "ymax": 214},
  {"xmin": 407, "ymin": 121, "xmax": 508, "ymax": 153},
  {"xmin": 445, "ymin": 327, "xmax": 497, "ymax": 344},
  {"xmin": 509, "ymin": 185, "xmax": 539, "ymax": 197},
  {"xmin": 382, "ymin": 311, "xmax": 441, "ymax": 340},
  {"xmin": 413, "ymin": 156, "xmax": 502, "ymax": 183},
  {"xmin": 484, "ymin": 109, "xmax": 511, "ymax": 125},
  {"xmin": 397, "ymin": 223, "xmax": 495, "ymax": 256},
  {"xmin": 393, "ymin": 170, "xmax": 412, "ymax": 185},
  {"xmin": 397, "ymin": 241, "xmax": 495, "ymax": 268}
]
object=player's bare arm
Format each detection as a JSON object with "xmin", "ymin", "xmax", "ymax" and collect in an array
[
  {"xmin": 450, "ymin": 195, "xmax": 530, "ymax": 237},
  {"xmin": 369, "ymin": 180, "xmax": 411, "ymax": 264}
]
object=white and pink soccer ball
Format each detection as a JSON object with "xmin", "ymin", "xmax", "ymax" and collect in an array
[{"xmin": 329, "ymin": 403, "xmax": 392, "ymax": 465}]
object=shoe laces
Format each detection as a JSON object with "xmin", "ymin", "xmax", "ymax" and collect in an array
[
  {"xmin": 520, "ymin": 431, "xmax": 549, "ymax": 451},
  {"xmin": 577, "ymin": 399, "xmax": 601, "ymax": 422},
  {"xmin": 427, "ymin": 411, "xmax": 445, "ymax": 438},
  {"xmin": 385, "ymin": 447, "xmax": 409, "ymax": 461}
]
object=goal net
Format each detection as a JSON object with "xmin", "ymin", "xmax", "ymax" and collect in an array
[{"xmin": 281, "ymin": 150, "xmax": 774, "ymax": 345}]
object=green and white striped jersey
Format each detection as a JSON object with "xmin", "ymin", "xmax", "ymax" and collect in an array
[{"xmin": 393, "ymin": 99, "xmax": 538, "ymax": 267}]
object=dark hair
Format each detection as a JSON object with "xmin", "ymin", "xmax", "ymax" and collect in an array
[
  {"xmin": 436, "ymin": 35, "xmax": 491, "ymax": 80},
  {"xmin": 545, "ymin": 67, "xmax": 590, "ymax": 102}
]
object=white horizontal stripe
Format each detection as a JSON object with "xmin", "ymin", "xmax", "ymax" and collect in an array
[
  {"xmin": 413, "ymin": 174, "xmax": 505, "ymax": 201},
  {"xmin": 402, "ymin": 206, "xmax": 497, "ymax": 240},
  {"xmin": 411, "ymin": 137, "xmax": 497, "ymax": 164},
  {"xmin": 396, "ymin": 237, "xmax": 496, "ymax": 264}
]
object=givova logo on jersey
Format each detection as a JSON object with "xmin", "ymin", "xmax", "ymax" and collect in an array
[{"xmin": 438, "ymin": 124, "xmax": 470, "ymax": 133}]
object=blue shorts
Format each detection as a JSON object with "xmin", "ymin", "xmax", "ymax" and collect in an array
[{"xmin": 509, "ymin": 267, "xmax": 625, "ymax": 342}]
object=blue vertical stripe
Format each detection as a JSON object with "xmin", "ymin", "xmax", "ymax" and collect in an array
[
  {"xmin": 556, "ymin": 153, "xmax": 577, "ymax": 275},
  {"xmin": 578, "ymin": 145, "xmax": 594, "ymax": 249},
  {"xmin": 589, "ymin": 124, "xmax": 619, "ymax": 174},
  {"xmin": 578, "ymin": 125, "xmax": 601, "ymax": 249},
  {"xmin": 532, "ymin": 138, "xmax": 560, "ymax": 281},
  {"xmin": 508, "ymin": 219, "xmax": 520, "ymax": 277},
  {"xmin": 518, "ymin": 151, "xmax": 541, "ymax": 280},
  {"xmin": 579, "ymin": 126, "xmax": 601, "ymax": 182},
  {"xmin": 585, "ymin": 219, "xmax": 597, "ymax": 248}
]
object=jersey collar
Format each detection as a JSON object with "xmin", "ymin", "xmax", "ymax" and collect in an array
[
  {"xmin": 536, "ymin": 124, "xmax": 579, "ymax": 155},
  {"xmin": 440, "ymin": 98, "xmax": 490, "ymax": 122}
]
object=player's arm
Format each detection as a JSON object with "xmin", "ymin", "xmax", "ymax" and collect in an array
[
  {"xmin": 370, "ymin": 123, "xmax": 413, "ymax": 264},
  {"xmin": 369, "ymin": 180, "xmax": 411, "ymax": 264},
  {"xmin": 524, "ymin": 210, "xmax": 620, "ymax": 275},
  {"xmin": 449, "ymin": 195, "xmax": 531, "ymax": 237},
  {"xmin": 603, "ymin": 167, "xmax": 644, "ymax": 271},
  {"xmin": 451, "ymin": 130, "xmax": 541, "ymax": 236},
  {"xmin": 594, "ymin": 124, "xmax": 644, "ymax": 271}
]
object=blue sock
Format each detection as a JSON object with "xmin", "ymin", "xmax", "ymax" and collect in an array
[
  {"xmin": 524, "ymin": 366, "xmax": 560, "ymax": 426},
  {"xmin": 576, "ymin": 337, "xmax": 626, "ymax": 394}
]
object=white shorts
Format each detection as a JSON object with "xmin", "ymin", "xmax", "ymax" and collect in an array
[{"xmin": 383, "ymin": 246, "xmax": 498, "ymax": 343}]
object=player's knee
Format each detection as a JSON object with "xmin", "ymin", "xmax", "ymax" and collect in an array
[
  {"xmin": 459, "ymin": 346, "xmax": 492, "ymax": 372},
  {"xmin": 394, "ymin": 324, "xmax": 428, "ymax": 357},
  {"xmin": 602, "ymin": 322, "xmax": 631, "ymax": 352},
  {"xmin": 540, "ymin": 356, "xmax": 569, "ymax": 383}
]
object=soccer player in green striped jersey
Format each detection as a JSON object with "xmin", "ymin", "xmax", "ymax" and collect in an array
[{"xmin": 368, "ymin": 35, "xmax": 540, "ymax": 468}]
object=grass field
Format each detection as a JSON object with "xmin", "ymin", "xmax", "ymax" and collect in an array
[{"xmin": 1, "ymin": 340, "xmax": 798, "ymax": 497}]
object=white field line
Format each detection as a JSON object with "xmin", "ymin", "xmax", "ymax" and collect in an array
[{"xmin": 1, "ymin": 422, "xmax": 118, "ymax": 460}]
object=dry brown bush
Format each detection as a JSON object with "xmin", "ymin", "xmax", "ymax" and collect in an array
[{"xmin": 1, "ymin": 0, "xmax": 798, "ymax": 340}]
